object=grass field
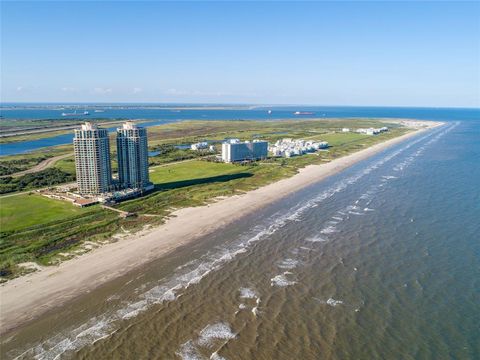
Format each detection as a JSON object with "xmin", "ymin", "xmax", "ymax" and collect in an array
[
  {"xmin": 53, "ymin": 155, "xmax": 76, "ymax": 174},
  {"xmin": 149, "ymin": 160, "xmax": 246, "ymax": 184},
  {"xmin": 0, "ymin": 193, "xmax": 90, "ymax": 232}
]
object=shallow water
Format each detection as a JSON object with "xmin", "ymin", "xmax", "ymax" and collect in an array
[{"xmin": 2, "ymin": 117, "xmax": 479, "ymax": 359}]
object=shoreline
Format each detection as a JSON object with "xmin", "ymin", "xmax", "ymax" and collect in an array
[{"xmin": 0, "ymin": 121, "xmax": 443, "ymax": 335}]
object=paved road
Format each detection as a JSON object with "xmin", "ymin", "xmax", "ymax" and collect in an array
[{"xmin": 1, "ymin": 153, "xmax": 73, "ymax": 178}]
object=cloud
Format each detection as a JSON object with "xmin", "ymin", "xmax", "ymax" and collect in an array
[
  {"xmin": 93, "ymin": 87, "xmax": 112, "ymax": 94},
  {"xmin": 61, "ymin": 87, "xmax": 76, "ymax": 92},
  {"xmin": 16, "ymin": 86, "xmax": 24, "ymax": 92},
  {"xmin": 132, "ymin": 87, "xmax": 143, "ymax": 94}
]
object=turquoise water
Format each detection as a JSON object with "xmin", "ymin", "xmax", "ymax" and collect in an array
[{"xmin": 2, "ymin": 111, "xmax": 479, "ymax": 359}]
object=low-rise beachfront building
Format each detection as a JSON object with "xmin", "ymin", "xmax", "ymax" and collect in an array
[
  {"xmin": 356, "ymin": 127, "xmax": 389, "ymax": 135},
  {"xmin": 191, "ymin": 142, "xmax": 209, "ymax": 151},
  {"xmin": 342, "ymin": 128, "xmax": 350, "ymax": 132},
  {"xmin": 269, "ymin": 138, "xmax": 329, "ymax": 158},
  {"xmin": 221, "ymin": 139, "xmax": 268, "ymax": 163}
]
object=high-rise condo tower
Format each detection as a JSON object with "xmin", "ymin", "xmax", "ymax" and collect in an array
[
  {"xmin": 116, "ymin": 122, "xmax": 150, "ymax": 190},
  {"xmin": 73, "ymin": 122, "xmax": 112, "ymax": 195}
]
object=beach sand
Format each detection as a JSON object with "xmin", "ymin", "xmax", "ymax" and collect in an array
[{"xmin": 0, "ymin": 121, "xmax": 442, "ymax": 335}]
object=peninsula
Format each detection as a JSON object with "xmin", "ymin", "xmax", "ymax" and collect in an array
[{"xmin": 0, "ymin": 118, "xmax": 442, "ymax": 334}]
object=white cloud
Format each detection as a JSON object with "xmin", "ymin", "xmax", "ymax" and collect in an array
[
  {"xmin": 93, "ymin": 87, "xmax": 112, "ymax": 94},
  {"xmin": 61, "ymin": 87, "xmax": 76, "ymax": 92},
  {"xmin": 132, "ymin": 87, "xmax": 143, "ymax": 94},
  {"xmin": 16, "ymin": 86, "xmax": 24, "ymax": 92}
]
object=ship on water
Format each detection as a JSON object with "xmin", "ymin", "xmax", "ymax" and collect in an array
[
  {"xmin": 61, "ymin": 110, "xmax": 77, "ymax": 116},
  {"xmin": 61, "ymin": 110, "xmax": 90, "ymax": 116},
  {"xmin": 294, "ymin": 111, "xmax": 315, "ymax": 115}
]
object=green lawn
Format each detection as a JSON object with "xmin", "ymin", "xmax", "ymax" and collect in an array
[
  {"xmin": 54, "ymin": 156, "xmax": 76, "ymax": 174},
  {"xmin": 0, "ymin": 193, "xmax": 89, "ymax": 232},
  {"xmin": 149, "ymin": 161, "xmax": 245, "ymax": 184}
]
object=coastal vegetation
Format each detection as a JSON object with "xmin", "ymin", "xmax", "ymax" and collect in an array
[
  {"xmin": 0, "ymin": 119, "xmax": 409, "ymax": 280},
  {"xmin": 0, "ymin": 155, "xmax": 52, "ymax": 176},
  {"xmin": 0, "ymin": 168, "xmax": 75, "ymax": 194}
]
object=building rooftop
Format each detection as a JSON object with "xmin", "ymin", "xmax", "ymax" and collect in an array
[
  {"xmin": 80, "ymin": 122, "xmax": 97, "ymax": 131},
  {"xmin": 121, "ymin": 121, "xmax": 138, "ymax": 130}
]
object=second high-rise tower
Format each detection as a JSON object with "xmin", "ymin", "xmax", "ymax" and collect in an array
[{"xmin": 116, "ymin": 122, "xmax": 150, "ymax": 190}]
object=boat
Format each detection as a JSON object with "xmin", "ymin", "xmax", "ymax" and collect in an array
[
  {"xmin": 268, "ymin": 110, "xmax": 272, "ymax": 114},
  {"xmin": 62, "ymin": 110, "xmax": 77, "ymax": 116},
  {"xmin": 294, "ymin": 111, "xmax": 315, "ymax": 115},
  {"xmin": 84, "ymin": 111, "xmax": 90, "ymax": 115}
]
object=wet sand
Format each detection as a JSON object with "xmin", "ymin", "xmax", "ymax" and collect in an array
[{"xmin": 0, "ymin": 121, "xmax": 442, "ymax": 335}]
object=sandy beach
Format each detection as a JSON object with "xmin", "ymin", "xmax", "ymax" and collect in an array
[{"xmin": 0, "ymin": 121, "xmax": 442, "ymax": 335}]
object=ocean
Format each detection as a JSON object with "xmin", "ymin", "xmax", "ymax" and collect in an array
[{"xmin": 1, "ymin": 108, "xmax": 479, "ymax": 359}]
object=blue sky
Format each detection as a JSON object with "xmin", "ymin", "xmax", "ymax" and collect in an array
[{"xmin": 1, "ymin": 1, "xmax": 479, "ymax": 107}]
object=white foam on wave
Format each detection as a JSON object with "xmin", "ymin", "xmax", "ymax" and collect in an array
[
  {"xmin": 177, "ymin": 340, "xmax": 203, "ymax": 360},
  {"xmin": 210, "ymin": 352, "xmax": 227, "ymax": 360},
  {"xmin": 363, "ymin": 208, "xmax": 375, "ymax": 212},
  {"xmin": 277, "ymin": 258, "xmax": 299, "ymax": 270},
  {"xmin": 305, "ymin": 235, "xmax": 327, "ymax": 243},
  {"xmin": 239, "ymin": 287, "xmax": 257, "ymax": 299},
  {"xmin": 320, "ymin": 225, "xmax": 338, "ymax": 234},
  {"xmin": 271, "ymin": 274, "xmax": 297, "ymax": 287},
  {"xmin": 197, "ymin": 323, "xmax": 236, "ymax": 347},
  {"xmin": 382, "ymin": 175, "xmax": 398, "ymax": 180},
  {"xmin": 326, "ymin": 298, "xmax": 344, "ymax": 306}
]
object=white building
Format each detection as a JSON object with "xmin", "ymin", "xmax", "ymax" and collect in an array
[
  {"xmin": 269, "ymin": 138, "xmax": 329, "ymax": 158},
  {"xmin": 191, "ymin": 142, "xmax": 209, "ymax": 151},
  {"xmin": 74, "ymin": 122, "xmax": 112, "ymax": 195},
  {"xmin": 342, "ymin": 128, "xmax": 350, "ymax": 132},
  {"xmin": 356, "ymin": 127, "xmax": 389, "ymax": 135},
  {"xmin": 221, "ymin": 139, "xmax": 268, "ymax": 163},
  {"xmin": 116, "ymin": 122, "xmax": 151, "ymax": 191}
]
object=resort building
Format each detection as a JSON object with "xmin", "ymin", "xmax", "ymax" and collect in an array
[
  {"xmin": 190, "ymin": 141, "xmax": 209, "ymax": 151},
  {"xmin": 221, "ymin": 139, "xmax": 268, "ymax": 163},
  {"xmin": 116, "ymin": 122, "xmax": 151, "ymax": 190},
  {"xmin": 73, "ymin": 122, "xmax": 112, "ymax": 195},
  {"xmin": 269, "ymin": 138, "xmax": 329, "ymax": 158},
  {"xmin": 356, "ymin": 127, "xmax": 389, "ymax": 135}
]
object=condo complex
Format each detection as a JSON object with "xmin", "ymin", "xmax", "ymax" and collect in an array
[{"xmin": 71, "ymin": 122, "xmax": 153, "ymax": 204}]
